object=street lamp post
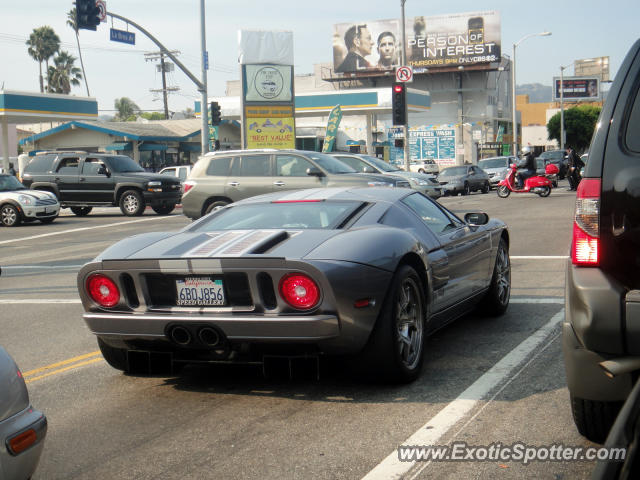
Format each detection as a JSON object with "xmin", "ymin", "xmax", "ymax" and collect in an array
[
  {"xmin": 511, "ymin": 31, "xmax": 552, "ymax": 156},
  {"xmin": 559, "ymin": 62, "xmax": 573, "ymax": 150}
]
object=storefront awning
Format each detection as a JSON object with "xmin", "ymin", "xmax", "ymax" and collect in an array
[
  {"xmin": 138, "ymin": 143, "xmax": 168, "ymax": 151},
  {"xmin": 105, "ymin": 141, "xmax": 132, "ymax": 151}
]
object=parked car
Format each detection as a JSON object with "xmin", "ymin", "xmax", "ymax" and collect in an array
[
  {"xmin": 580, "ymin": 153, "xmax": 588, "ymax": 177},
  {"xmin": 21, "ymin": 152, "xmax": 182, "ymax": 217},
  {"xmin": 437, "ymin": 165, "xmax": 490, "ymax": 195},
  {"xmin": 0, "ymin": 174, "xmax": 59, "ymax": 227},
  {"xmin": 0, "ymin": 345, "xmax": 47, "ymax": 479},
  {"xmin": 536, "ymin": 150, "xmax": 568, "ymax": 179},
  {"xmin": 181, "ymin": 149, "xmax": 409, "ymax": 220},
  {"xmin": 330, "ymin": 152, "xmax": 442, "ymax": 198},
  {"xmin": 563, "ymin": 38, "xmax": 640, "ymax": 444},
  {"xmin": 478, "ymin": 156, "xmax": 516, "ymax": 189},
  {"xmin": 159, "ymin": 165, "xmax": 192, "ymax": 182},
  {"xmin": 78, "ymin": 187, "xmax": 510, "ymax": 383},
  {"xmin": 407, "ymin": 159, "xmax": 439, "ymax": 174}
]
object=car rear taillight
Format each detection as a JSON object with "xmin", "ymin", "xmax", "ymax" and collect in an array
[
  {"xmin": 183, "ymin": 181, "xmax": 195, "ymax": 193},
  {"xmin": 572, "ymin": 178, "xmax": 601, "ymax": 266},
  {"xmin": 278, "ymin": 273, "xmax": 320, "ymax": 310},
  {"xmin": 86, "ymin": 274, "xmax": 120, "ymax": 307},
  {"xmin": 7, "ymin": 429, "xmax": 37, "ymax": 455}
]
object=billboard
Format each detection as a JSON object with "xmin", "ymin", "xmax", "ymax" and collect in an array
[
  {"xmin": 553, "ymin": 76, "xmax": 601, "ymax": 101},
  {"xmin": 244, "ymin": 105, "xmax": 295, "ymax": 149},
  {"xmin": 575, "ymin": 57, "xmax": 610, "ymax": 82},
  {"xmin": 332, "ymin": 11, "xmax": 500, "ymax": 74},
  {"xmin": 244, "ymin": 65, "xmax": 293, "ymax": 102}
]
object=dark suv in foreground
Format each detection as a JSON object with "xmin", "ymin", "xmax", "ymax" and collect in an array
[
  {"xmin": 21, "ymin": 152, "xmax": 182, "ymax": 216},
  {"xmin": 563, "ymin": 39, "xmax": 640, "ymax": 444}
]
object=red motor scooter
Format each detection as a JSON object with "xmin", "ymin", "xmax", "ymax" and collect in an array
[{"xmin": 496, "ymin": 163, "xmax": 558, "ymax": 198}]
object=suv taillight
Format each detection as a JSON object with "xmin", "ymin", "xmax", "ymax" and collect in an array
[
  {"xmin": 183, "ymin": 181, "xmax": 195, "ymax": 193},
  {"xmin": 572, "ymin": 178, "xmax": 601, "ymax": 266}
]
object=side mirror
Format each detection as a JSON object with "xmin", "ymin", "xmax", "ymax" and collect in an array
[
  {"xmin": 362, "ymin": 166, "xmax": 376, "ymax": 174},
  {"xmin": 464, "ymin": 212, "xmax": 489, "ymax": 226},
  {"xmin": 307, "ymin": 167, "xmax": 325, "ymax": 177}
]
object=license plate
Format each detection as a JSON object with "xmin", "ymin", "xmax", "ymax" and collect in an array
[{"xmin": 175, "ymin": 277, "xmax": 225, "ymax": 306}]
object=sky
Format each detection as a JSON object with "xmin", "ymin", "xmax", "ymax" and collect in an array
[{"xmin": 1, "ymin": 0, "xmax": 638, "ymax": 117}]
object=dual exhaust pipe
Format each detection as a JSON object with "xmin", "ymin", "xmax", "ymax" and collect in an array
[{"xmin": 168, "ymin": 325, "xmax": 222, "ymax": 348}]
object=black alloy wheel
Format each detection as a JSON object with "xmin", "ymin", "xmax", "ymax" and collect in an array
[
  {"xmin": 477, "ymin": 237, "xmax": 511, "ymax": 316},
  {"xmin": 152, "ymin": 204, "xmax": 176, "ymax": 215},
  {"xmin": 462, "ymin": 182, "xmax": 471, "ymax": 195},
  {"xmin": 70, "ymin": 206, "xmax": 93, "ymax": 216}
]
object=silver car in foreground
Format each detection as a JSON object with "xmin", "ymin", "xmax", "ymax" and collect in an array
[
  {"xmin": 0, "ymin": 346, "xmax": 47, "ymax": 479},
  {"xmin": 0, "ymin": 174, "xmax": 59, "ymax": 227}
]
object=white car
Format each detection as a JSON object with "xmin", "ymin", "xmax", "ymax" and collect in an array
[
  {"xmin": 0, "ymin": 174, "xmax": 59, "ymax": 227},
  {"xmin": 407, "ymin": 159, "xmax": 439, "ymax": 174},
  {"xmin": 159, "ymin": 165, "xmax": 192, "ymax": 182}
]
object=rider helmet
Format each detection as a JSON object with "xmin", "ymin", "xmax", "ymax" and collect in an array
[{"xmin": 520, "ymin": 146, "xmax": 532, "ymax": 155}]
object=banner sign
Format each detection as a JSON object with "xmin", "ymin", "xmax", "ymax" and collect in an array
[
  {"xmin": 332, "ymin": 11, "xmax": 500, "ymax": 74},
  {"xmin": 244, "ymin": 65, "xmax": 293, "ymax": 102},
  {"xmin": 553, "ymin": 76, "xmax": 601, "ymax": 101},
  {"xmin": 388, "ymin": 127, "xmax": 456, "ymax": 166},
  {"xmin": 322, "ymin": 105, "xmax": 343, "ymax": 152},
  {"xmin": 245, "ymin": 105, "xmax": 295, "ymax": 149}
]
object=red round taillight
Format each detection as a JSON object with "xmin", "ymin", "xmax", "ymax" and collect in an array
[
  {"xmin": 278, "ymin": 273, "xmax": 320, "ymax": 310},
  {"xmin": 86, "ymin": 274, "xmax": 120, "ymax": 307}
]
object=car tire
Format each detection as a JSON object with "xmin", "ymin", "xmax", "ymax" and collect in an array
[
  {"xmin": 97, "ymin": 337, "xmax": 129, "ymax": 372},
  {"xmin": 152, "ymin": 204, "xmax": 176, "ymax": 215},
  {"xmin": 570, "ymin": 394, "xmax": 623, "ymax": 444},
  {"xmin": 39, "ymin": 217, "xmax": 56, "ymax": 224},
  {"xmin": 477, "ymin": 237, "xmax": 511, "ymax": 316},
  {"xmin": 70, "ymin": 206, "xmax": 93, "ymax": 216},
  {"xmin": 497, "ymin": 185, "xmax": 511, "ymax": 198},
  {"xmin": 462, "ymin": 182, "xmax": 470, "ymax": 196},
  {"xmin": 0, "ymin": 204, "xmax": 21, "ymax": 227},
  {"xmin": 482, "ymin": 182, "xmax": 490, "ymax": 194},
  {"xmin": 204, "ymin": 200, "xmax": 229, "ymax": 216},
  {"xmin": 356, "ymin": 265, "xmax": 426, "ymax": 383},
  {"xmin": 418, "ymin": 169, "xmax": 425, "ymax": 173},
  {"xmin": 119, "ymin": 190, "xmax": 145, "ymax": 216}
]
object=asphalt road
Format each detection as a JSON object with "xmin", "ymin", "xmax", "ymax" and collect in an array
[{"xmin": 0, "ymin": 183, "xmax": 603, "ymax": 479}]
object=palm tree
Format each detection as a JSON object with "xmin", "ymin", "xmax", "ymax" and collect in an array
[
  {"xmin": 114, "ymin": 97, "xmax": 140, "ymax": 121},
  {"xmin": 25, "ymin": 26, "xmax": 60, "ymax": 92},
  {"xmin": 67, "ymin": 8, "xmax": 90, "ymax": 96},
  {"xmin": 47, "ymin": 51, "xmax": 83, "ymax": 94}
]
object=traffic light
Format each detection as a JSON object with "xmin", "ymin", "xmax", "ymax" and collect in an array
[
  {"xmin": 210, "ymin": 101, "xmax": 222, "ymax": 126},
  {"xmin": 76, "ymin": 0, "xmax": 101, "ymax": 31},
  {"xmin": 392, "ymin": 82, "xmax": 407, "ymax": 126}
]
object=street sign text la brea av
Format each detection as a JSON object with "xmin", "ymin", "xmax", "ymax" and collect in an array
[{"xmin": 110, "ymin": 28, "xmax": 135, "ymax": 45}]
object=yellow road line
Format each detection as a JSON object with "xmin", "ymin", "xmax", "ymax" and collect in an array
[
  {"xmin": 22, "ymin": 351, "xmax": 101, "ymax": 378},
  {"xmin": 25, "ymin": 358, "xmax": 103, "ymax": 384}
]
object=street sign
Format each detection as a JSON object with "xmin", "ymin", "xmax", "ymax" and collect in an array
[
  {"xmin": 204, "ymin": 51, "xmax": 209, "ymax": 71},
  {"xmin": 395, "ymin": 66, "xmax": 413, "ymax": 83},
  {"xmin": 96, "ymin": 0, "xmax": 107, "ymax": 22},
  {"xmin": 110, "ymin": 28, "xmax": 135, "ymax": 45}
]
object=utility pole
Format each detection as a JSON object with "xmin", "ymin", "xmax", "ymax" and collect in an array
[
  {"xmin": 145, "ymin": 51, "xmax": 180, "ymax": 119},
  {"xmin": 400, "ymin": 0, "xmax": 410, "ymax": 172}
]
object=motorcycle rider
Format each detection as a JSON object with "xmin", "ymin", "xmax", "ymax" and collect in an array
[{"xmin": 517, "ymin": 146, "xmax": 536, "ymax": 189}]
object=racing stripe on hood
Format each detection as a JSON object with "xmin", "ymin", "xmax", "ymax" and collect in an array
[{"xmin": 182, "ymin": 230, "xmax": 288, "ymax": 257}]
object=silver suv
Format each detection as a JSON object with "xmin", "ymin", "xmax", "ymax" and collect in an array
[{"xmin": 181, "ymin": 149, "xmax": 408, "ymax": 219}]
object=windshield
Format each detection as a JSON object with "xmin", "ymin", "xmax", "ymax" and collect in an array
[
  {"xmin": 539, "ymin": 151, "xmax": 565, "ymax": 160},
  {"xmin": 191, "ymin": 201, "xmax": 362, "ymax": 231},
  {"xmin": 107, "ymin": 155, "xmax": 145, "ymax": 173},
  {"xmin": 360, "ymin": 155, "xmax": 400, "ymax": 172},
  {"xmin": 308, "ymin": 152, "xmax": 357, "ymax": 174},
  {"xmin": 478, "ymin": 158, "xmax": 508, "ymax": 169},
  {"xmin": 439, "ymin": 166, "xmax": 468, "ymax": 176},
  {"xmin": 0, "ymin": 175, "xmax": 26, "ymax": 191}
]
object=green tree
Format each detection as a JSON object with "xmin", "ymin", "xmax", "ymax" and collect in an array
[
  {"xmin": 67, "ymin": 8, "xmax": 90, "ymax": 96},
  {"xmin": 547, "ymin": 105, "xmax": 602, "ymax": 152},
  {"xmin": 47, "ymin": 51, "xmax": 83, "ymax": 94},
  {"xmin": 140, "ymin": 112, "xmax": 166, "ymax": 120},
  {"xmin": 25, "ymin": 26, "xmax": 61, "ymax": 93},
  {"xmin": 114, "ymin": 97, "xmax": 140, "ymax": 121}
]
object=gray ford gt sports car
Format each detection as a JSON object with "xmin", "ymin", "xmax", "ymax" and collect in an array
[
  {"xmin": 78, "ymin": 187, "xmax": 510, "ymax": 383},
  {"xmin": 0, "ymin": 346, "xmax": 47, "ymax": 480}
]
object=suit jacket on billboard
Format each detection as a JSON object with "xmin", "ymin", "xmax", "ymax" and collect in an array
[{"xmin": 336, "ymin": 51, "xmax": 371, "ymax": 73}]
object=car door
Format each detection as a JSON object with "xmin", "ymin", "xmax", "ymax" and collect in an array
[
  {"xmin": 401, "ymin": 192, "xmax": 491, "ymax": 311},
  {"xmin": 53, "ymin": 156, "xmax": 81, "ymax": 202},
  {"xmin": 274, "ymin": 154, "xmax": 326, "ymax": 191},
  {"xmin": 80, "ymin": 157, "xmax": 115, "ymax": 202},
  {"xmin": 332, "ymin": 155, "xmax": 375, "ymax": 173},
  {"xmin": 225, "ymin": 154, "xmax": 273, "ymax": 201}
]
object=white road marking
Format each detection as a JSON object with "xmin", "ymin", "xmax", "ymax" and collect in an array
[
  {"xmin": 511, "ymin": 255, "xmax": 568, "ymax": 260},
  {"xmin": 1, "ymin": 265, "xmax": 83, "ymax": 270},
  {"xmin": 0, "ymin": 216, "xmax": 175, "ymax": 246},
  {"xmin": 510, "ymin": 297, "xmax": 564, "ymax": 304},
  {"xmin": 362, "ymin": 310, "xmax": 564, "ymax": 480},
  {"xmin": 0, "ymin": 299, "xmax": 81, "ymax": 304}
]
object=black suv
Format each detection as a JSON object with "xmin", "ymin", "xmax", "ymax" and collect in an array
[
  {"xmin": 21, "ymin": 152, "xmax": 182, "ymax": 216},
  {"xmin": 563, "ymin": 39, "xmax": 640, "ymax": 443}
]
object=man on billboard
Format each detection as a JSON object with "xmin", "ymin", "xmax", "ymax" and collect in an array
[
  {"xmin": 376, "ymin": 31, "xmax": 398, "ymax": 68},
  {"xmin": 335, "ymin": 24, "xmax": 373, "ymax": 73}
]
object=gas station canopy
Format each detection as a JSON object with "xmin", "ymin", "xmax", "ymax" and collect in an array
[{"xmin": 0, "ymin": 90, "xmax": 98, "ymax": 124}]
